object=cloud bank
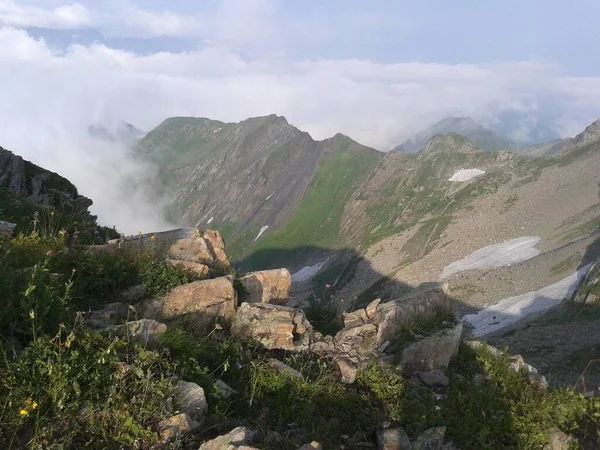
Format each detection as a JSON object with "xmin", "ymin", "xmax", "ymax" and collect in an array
[{"xmin": 0, "ymin": 1, "xmax": 599, "ymax": 233}]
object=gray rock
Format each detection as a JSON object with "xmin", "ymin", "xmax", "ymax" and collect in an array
[
  {"xmin": 366, "ymin": 298, "xmax": 382, "ymax": 320},
  {"xmin": 545, "ymin": 428, "xmax": 574, "ymax": 450},
  {"xmin": 401, "ymin": 323, "xmax": 462, "ymax": 372},
  {"xmin": 413, "ymin": 427, "xmax": 446, "ymax": 450},
  {"xmin": 215, "ymin": 379, "xmax": 238, "ymax": 398},
  {"xmin": 418, "ymin": 370, "xmax": 450, "ymax": 387},
  {"xmin": 334, "ymin": 357, "xmax": 358, "ymax": 384},
  {"xmin": 117, "ymin": 284, "xmax": 147, "ymax": 303},
  {"xmin": 104, "ymin": 319, "xmax": 167, "ymax": 347},
  {"xmin": 268, "ymin": 358, "xmax": 304, "ymax": 380},
  {"xmin": 175, "ymin": 380, "xmax": 208, "ymax": 419},
  {"xmin": 376, "ymin": 426, "xmax": 411, "ymax": 450},
  {"xmin": 198, "ymin": 426, "xmax": 258, "ymax": 450},
  {"xmin": 298, "ymin": 442, "xmax": 323, "ymax": 450},
  {"xmin": 85, "ymin": 302, "xmax": 130, "ymax": 329}
]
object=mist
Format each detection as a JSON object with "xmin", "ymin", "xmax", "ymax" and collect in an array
[{"xmin": 1, "ymin": 18, "xmax": 600, "ymax": 232}]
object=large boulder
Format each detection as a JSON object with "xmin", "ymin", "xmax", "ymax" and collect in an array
[
  {"xmin": 231, "ymin": 303, "xmax": 312, "ymax": 351},
  {"xmin": 142, "ymin": 276, "xmax": 236, "ymax": 325},
  {"xmin": 175, "ymin": 380, "xmax": 208, "ymax": 419},
  {"xmin": 401, "ymin": 323, "xmax": 462, "ymax": 372},
  {"xmin": 238, "ymin": 268, "xmax": 291, "ymax": 304},
  {"xmin": 167, "ymin": 259, "xmax": 210, "ymax": 278},
  {"xmin": 91, "ymin": 228, "xmax": 231, "ymax": 273}
]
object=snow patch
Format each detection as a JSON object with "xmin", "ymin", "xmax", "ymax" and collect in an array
[
  {"xmin": 448, "ymin": 168, "xmax": 485, "ymax": 182},
  {"xmin": 441, "ymin": 236, "xmax": 541, "ymax": 279},
  {"xmin": 292, "ymin": 260, "xmax": 328, "ymax": 282},
  {"xmin": 266, "ymin": 192, "xmax": 275, "ymax": 201},
  {"xmin": 463, "ymin": 264, "xmax": 592, "ymax": 337},
  {"xmin": 207, "ymin": 216, "xmax": 214, "ymax": 224},
  {"xmin": 213, "ymin": 128, "xmax": 221, "ymax": 133},
  {"xmin": 254, "ymin": 226, "xmax": 269, "ymax": 241}
]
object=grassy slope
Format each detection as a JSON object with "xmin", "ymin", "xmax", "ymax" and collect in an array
[{"xmin": 235, "ymin": 137, "xmax": 383, "ymax": 269}]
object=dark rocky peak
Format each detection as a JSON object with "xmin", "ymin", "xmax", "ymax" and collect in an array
[{"xmin": 420, "ymin": 133, "xmax": 480, "ymax": 155}]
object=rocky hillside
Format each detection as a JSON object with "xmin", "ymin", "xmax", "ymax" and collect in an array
[{"xmin": 394, "ymin": 117, "xmax": 515, "ymax": 153}]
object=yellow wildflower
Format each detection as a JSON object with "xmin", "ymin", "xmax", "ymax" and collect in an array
[
  {"xmin": 150, "ymin": 235, "xmax": 156, "ymax": 240},
  {"xmin": 19, "ymin": 409, "xmax": 28, "ymax": 416},
  {"xmin": 32, "ymin": 402, "xmax": 38, "ymax": 410},
  {"xmin": 50, "ymin": 211, "xmax": 55, "ymax": 217}
]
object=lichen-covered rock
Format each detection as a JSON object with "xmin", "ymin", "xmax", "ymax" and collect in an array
[
  {"xmin": 419, "ymin": 369, "xmax": 450, "ymax": 387},
  {"xmin": 376, "ymin": 426, "xmax": 411, "ymax": 450},
  {"xmin": 545, "ymin": 427, "xmax": 574, "ymax": 450},
  {"xmin": 143, "ymin": 276, "xmax": 236, "ymax": 325},
  {"xmin": 238, "ymin": 268, "xmax": 291, "ymax": 304},
  {"xmin": 231, "ymin": 303, "xmax": 312, "ymax": 351},
  {"xmin": 198, "ymin": 426, "xmax": 258, "ymax": 450},
  {"xmin": 401, "ymin": 323, "xmax": 462, "ymax": 372},
  {"xmin": 158, "ymin": 413, "xmax": 199, "ymax": 442},
  {"xmin": 333, "ymin": 323, "xmax": 379, "ymax": 361},
  {"xmin": 104, "ymin": 319, "xmax": 167, "ymax": 347},
  {"xmin": 202, "ymin": 230, "xmax": 231, "ymax": 272}
]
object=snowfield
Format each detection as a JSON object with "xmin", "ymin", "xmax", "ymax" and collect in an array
[
  {"xmin": 207, "ymin": 217, "xmax": 214, "ymax": 224},
  {"xmin": 291, "ymin": 260, "xmax": 328, "ymax": 282},
  {"xmin": 463, "ymin": 264, "xmax": 593, "ymax": 337},
  {"xmin": 448, "ymin": 168, "xmax": 486, "ymax": 182},
  {"xmin": 254, "ymin": 226, "xmax": 269, "ymax": 241},
  {"xmin": 441, "ymin": 236, "xmax": 542, "ymax": 279}
]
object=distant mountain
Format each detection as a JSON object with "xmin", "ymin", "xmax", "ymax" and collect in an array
[
  {"xmin": 395, "ymin": 117, "xmax": 515, "ymax": 153},
  {"xmin": 521, "ymin": 119, "xmax": 600, "ymax": 157},
  {"xmin": 88, "ymin": 121, "xmax": 145, "ymax": 146},
  {"xmin": 484, "ymin": 111, "xmax": 561, "ymax": 146},
  {"xmin": 420, "ymin": 133, "xmax": 480, "ymax": 155}
]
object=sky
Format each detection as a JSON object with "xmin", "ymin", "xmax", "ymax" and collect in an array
[{"xmin": 1, "ymin": 0, "xmax": 599, "ymax": 231}]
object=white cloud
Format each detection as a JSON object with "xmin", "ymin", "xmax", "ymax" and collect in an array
[
  {"xmin": 0, "ymin": 1, "xmax": 91, "ymax": 29},
  {"xmin": 1, "ymin": 26, "xmax": 600, "ymax": 233}
]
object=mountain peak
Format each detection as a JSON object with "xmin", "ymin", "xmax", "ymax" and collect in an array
[
  {"xmin": 395, "ymin": 116, "xmax": 515, "ymax": 153},
  {"xmin": 421, "ymin": 133, "xmax": 480, "ymax": 154}
]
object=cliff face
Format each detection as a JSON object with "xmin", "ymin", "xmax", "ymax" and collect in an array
[{"xmin": 0, "ymin": 146, "xmax": 93, "ymax": 215}]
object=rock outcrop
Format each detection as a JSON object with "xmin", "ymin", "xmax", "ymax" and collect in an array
[
  {"xmin": 400, "ymin": 323, "xmax": 463, "ymax": 372},
  {"xmin": 142, "ymin": 276, "xmax": 236, "ymax": 325},
  {"xmin": 231, "ymin": 302, "xmax": 312, "ymax": 351},
  {"xmin": 238, "ymin": 268, "xmax": 292, "ymax": 304}
]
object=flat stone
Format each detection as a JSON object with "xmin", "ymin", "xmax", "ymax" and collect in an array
[
  {"xmin": 418, "ymin": 369, "xmax": 450, "ymax": 387},
  {"xmin": 376, "ymin": 426, "xmax": 411, "ymax": 450},
  {"xmin": 175, "ymin": 380, "xmax": 208, "ymax": 419},
  {"xmin": 198, "ymin": 426, "xmax": 257, "ymax": 450},
  {"xmin": 343, "ymin": 308, "xmax": 369, "ymax": 328}
]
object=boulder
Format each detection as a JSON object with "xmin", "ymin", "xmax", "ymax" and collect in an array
[
  {"xmin": 238, "ymin": 268, "xmax": 292, "ymax": 304},
  {"xmin": 376, "ymin": 426, "xmax": 411, "ymax": 450},
  {"xmin": 418, "ymin": 369, "xmax": 450, "ymax": 388},
  {"xmin": 143, "ymin": 276, "xmax": 236, "ymax": 325},
  {"xmin": 334, "ymin": 357, "xmax": 358, "ymax": 384},
  {"xmin": 0, "ymin": 220, "xmax": 16, "ymax": 239},
  {"xmin": 167, "ymin": 259, "xmax": 210, "ymax": 278},
  {"xmin": 231, "ymin": 303, "xmax": 312, "ymax": 351},
  {"xmin": 413, "ymin": 427, "xmax": 446, "ymax": 450},
  {"xmin": 545, "ymin": 428, "xmax": 574, "ymax": 450},
  {"xmin": 198, "ymin": 427, "xmax": 258, "ymax": 450},
  {"xmin": 104, "ymin": 319, "xmax": 167, "ymax": 347},
  {"xmin": 376, "ymin": 283, "xmax": 449, "ymax": 343},
  {"xmin": 401, "ymin": 323, "xmax": 462, "ymax": 372},
  {"xmin": 175, "ymin": 380, "xmax": 208, "ymax": 419},
  {"xmin": 366, "ymin": 298, "xmax": 382, "ymax": 319},
  {"xmin": 116, "ymin": 285, "xmax": 147, "ymax": 303},
  {"xmin": 85, "ymin": 302, "xmax": 130, "ymax": 329},
  {"xmin": 158, "ymin": 413, "xmax": 199, "ymax": 442},
  {"xmin": 333, "ymin": 323, "xmax": 379, "ymax": 361},
  {"xmin": 202, "ymin": 230, "xmax": 231, "ymax": 272},
  {"xmin": 299, "ymin": 442, "xmax": 323, "ymax": 450}
]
